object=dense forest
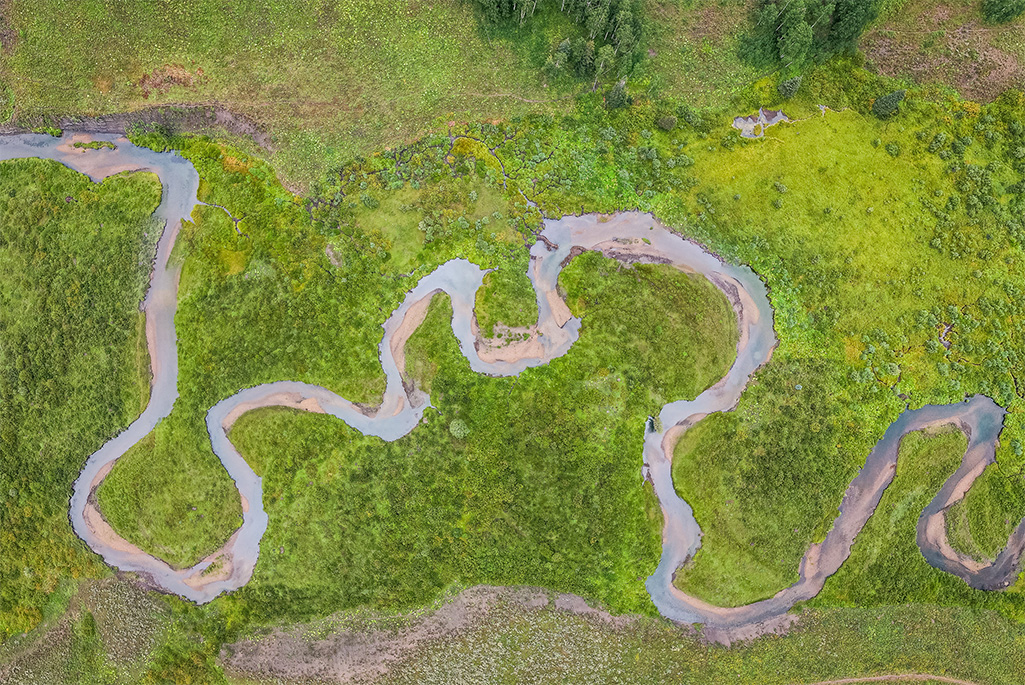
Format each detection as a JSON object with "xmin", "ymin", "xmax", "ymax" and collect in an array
[{"xmin": 741, "ymin": 0, "xmax": 880, "ymax": 71}]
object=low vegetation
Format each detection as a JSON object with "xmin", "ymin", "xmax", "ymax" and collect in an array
[
  {"xmin": 813, "ymin": 429, "xmax": 1025, "ymax": 621},
  {"xmin": 7, "ymin": 3, "xmax": 1025, "ymax": 679},
  {"xmin": 385, "ymin": 602, "xmax": 1025, "ymax": 684},
  {"xmin": 0, "ymin": 159, "xmax": 160, "ymax": 639},
  {"xmin": 947, "ymin": 427, "xmax": 1025, "ymax": 562}
]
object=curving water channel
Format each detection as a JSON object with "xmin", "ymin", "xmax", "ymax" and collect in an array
[{"xmin": 2, "ymin": 134, "xmax": 1020, "ymax": 628}]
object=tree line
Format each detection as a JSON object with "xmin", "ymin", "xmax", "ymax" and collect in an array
[
  {"xmin": 743, "ymin": 0, "xmax": 880, "ymax": 72},
  {"xmin": 471, "ymin": 0, "xmax": 643, "ymax": 83}
]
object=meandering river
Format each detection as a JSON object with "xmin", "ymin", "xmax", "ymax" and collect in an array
[{"xmin": 1, "ymin": 134, "xmax": 1019, "ymax": 629}]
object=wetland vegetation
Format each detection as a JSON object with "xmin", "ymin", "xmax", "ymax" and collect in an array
[{"xmin": 5, "ymin": 1, "xmax": 1025, "ymax": 683}]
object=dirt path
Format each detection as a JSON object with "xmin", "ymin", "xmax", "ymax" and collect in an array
[{"xmin": 799, "ymin": 675, "xmax": 980, "ymax": 685}]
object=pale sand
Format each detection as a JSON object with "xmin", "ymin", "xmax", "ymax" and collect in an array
[
  {"xmin": 472, "ymin": 318, "xmax": 545, "ymax": 365},
  {"xmin": 390, "ymin": 290, "xmax": 439, "ymax": 373},
  {"xmin": 184, "ymin": 544, "xmax": 237, "ymax": 590},
  {"xmin": 82, "ymin": 501, "xmax": 149, "ymax": 557},
  {"xmin": 221, "ymin": 392, "xmax": 326, "ymax": 431}
]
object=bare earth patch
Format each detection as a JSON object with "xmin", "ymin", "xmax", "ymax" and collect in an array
[
  {"xmin": 220, "ymin": 585, "xmax": 638, "ymax": 684},
  {"xmin": 138, "ymin": 64, "xmax": 206, "ymax": 99},
  {"xmin": 861, "ymin": 3, "xmax": 1025, "ymax": 101}
]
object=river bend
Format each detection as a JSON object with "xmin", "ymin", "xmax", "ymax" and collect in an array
[{"xmin": 1, "ymin": 134, "xmax": 1019, "ymax": 629}]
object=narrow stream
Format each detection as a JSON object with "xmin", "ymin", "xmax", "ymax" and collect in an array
[{"xmin": 1, "ymin": 134, "xmax": 1018, "ymax": 628}]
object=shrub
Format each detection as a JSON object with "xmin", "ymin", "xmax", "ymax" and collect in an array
[
  {"xmin": 872, "ymin": 89, "xmax": 906, "ymax": 119},
  {"xmin": 656, "ymin": 115, "xmax": 677, "ymax": 131},
  {"xmin": 885, "ymin": 142, "xmax": 901, "ymax": 157},
  {"xmin": 777, "ymin": 76, "xmax": 802, "ymax": 99},
  {"xmin": 449, "ymin": 419, "xmax": 470, "ymax": 439},
  {"xmin": 605, "ymin": 80, "xmax": 630, "ymax": 110},
  {"xmin": 929, "ymin": 132, "xmax": 948, "ymax": 153}
]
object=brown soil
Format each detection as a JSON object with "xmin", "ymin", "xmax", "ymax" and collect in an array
[
  {"xmin": 861, "ymin": 3, "xmax": 1025, "ymax": 102},
  {"xmin": 138, "ymin": 64, "xmax": 206, "ymax": 99},
  {"xmin": 0, "ymin": 0, "xmax": 14, "ymax": 54},
  {"xmin": 0, "ymin": 104, "xmax": 274, "ymax": 152},
  {"xmin": 220, "ymin": 585, "xmax": 639, "ymax": 684}
]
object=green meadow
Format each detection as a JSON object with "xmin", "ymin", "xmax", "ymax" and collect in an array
[{"xmin": 4, "ymin": 0, "xmax": 1025, "ymax": 681}]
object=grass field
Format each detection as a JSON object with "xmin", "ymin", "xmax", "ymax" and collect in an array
[
  {"xmin": 642, "ymin": 68, "xmax": 1025, "ymax": 607},
  {"xmin": 946, "ymin": 420, "xmax": 1025, "ymax": 561},
  {"xmin": 215, "ymin": 251, "xmax": 736, "ymax": 623},
  {"xmin": 642, "ymin": 0, "xmax": 763, "ymax": 107},
  {"xmin": 0, "ymin": 0, "xmax": 582, "ymax": 187},
  {"xmin": 211, "ymin": 586, "xmax": 1025, "ymax": 684},
  {"xmin": 383, "ymin": 602, "xmax": 1025, "ymax": 684},
  {"xmin": 8, "ymin": 6, "xmax": 1025, "ymax": 676},
  {"xmin": 93, "ymin": 56, "xmax": 1025, "ymax": 617},
  {"xmin": 809, "ymin": 427, "xmax": 1025, "ymax": 623}
]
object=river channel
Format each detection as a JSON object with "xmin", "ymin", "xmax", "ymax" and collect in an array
[{"xmin": 1, "ymin": 133, "xmax": 1018, "ymax": 629}]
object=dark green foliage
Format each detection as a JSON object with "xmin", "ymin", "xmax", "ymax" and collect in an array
[
  {"xmin": 474, "ymin": 0, "xmax": 643, "ymax": 82},
  {"xmin": 872, "ymin": 89, "xmax": 905, "ymax": 119},
  {"xmin": 742, "ymin": 0, "xmax": 879, "ymax": 70},
  {"xmin": 829, "ymin": 0, "xmax": 879, "ymax": 49},
  {"xmin": 982, "ymin": 0, "xmax": 1025, "ymax": 23},
  {"xmin": 656, "ymin": 115, "xmax": 677, "ymax": 131},
  {"xmin": 778, "ymin": 0, "xmax": 813, "ymax": 68},
  {"xmin": 605, "ymin": 80, "xmax": 631, "ymax": 109},
  {"xmin": 778, "ymin": 75, "xmax": 803, "ymax": 99}
]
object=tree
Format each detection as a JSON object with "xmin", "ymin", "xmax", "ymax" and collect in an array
[
  {"xmin": 592, "ymin": 44, "xmax": 617, "ymax": 89},
  {"xmin": 613, "ymin": 10, "xmax": 635, "ymax": 55},
  {"xmin": 570, "ymin": 37, "xmax": 595, "ymax": 76},
  {"xmin": 872, "ymin": 89, "xmax": 906, "ymax": 119},
  {"xmin": 586, "ymin": 0, "xmax": 610, "ymax": 39},
  {"xmin": 829, "ymin": 0, "xmax": 879, "ymax": 49},
  {"xmin": 981, "ymin": 0, "xmax": 1025, "ymax": 23},
  {"xmin": 778, "ymin": 0, "xmax": 813, "ymax": 68},
  {"xmin": 778, "ymin": 75, "xmax": 802, "ymax": 99},
  {"xmin": 605, "ymin": 79, "xmax": 630, "ymax": 110}
]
